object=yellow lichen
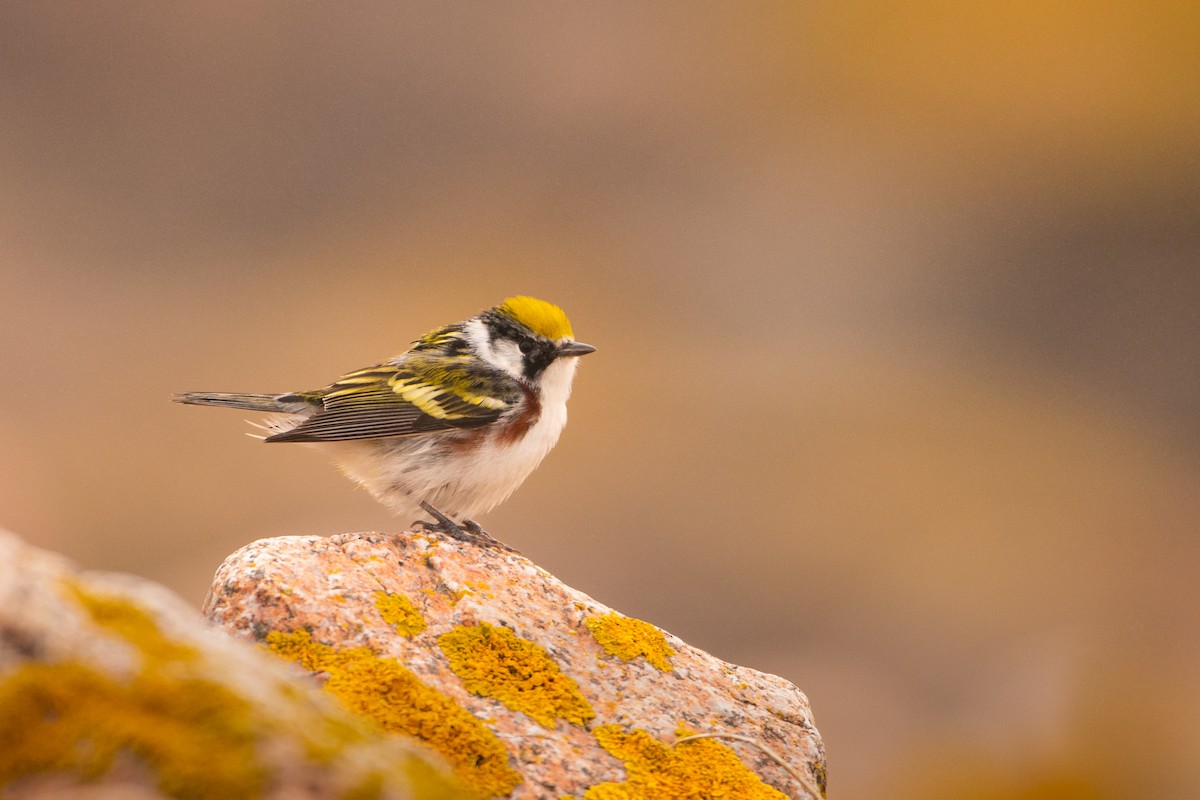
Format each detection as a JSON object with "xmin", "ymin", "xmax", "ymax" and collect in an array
[
  {"xmin": 583, "ymin": 613, "xmax": 675, "ymax": 672},
  {"xmin": 454, "ymin": 581, "xmax": 493, "ymax": 600},
  {"xmin": 438, "ymin": 622, "xmax": 595, "ymax": 728},
  {"xmin": 584, "ymin": 725, "xmax": 791, "ymax": 800},
  {"xmin": 373, "ymin": 591, "xmax": 427, "ymax": 637},
  {"xmin": 402, "ymin": 758, "xmax": 485, "ymax": 800},
  {"xmin": 0, "ymin": 663, "xmax": 265, "ymax": 798},
  {"xmin": 340, "ymin": 771, "xmax": 385, "ymax": 800},
  {"xmin": 25, "ymin": 584, "xmax": 275, "ymax": 796},
  {"xmin": 69, "ymin": 582, "xmax": 198, "ymax": 665},
  {"xmin": 267, "ymin": 628, "xmax": 520, "ymax": 797},
  {"xmin": 0, "ymin": 581, "xmax": 468, "ymax": 799},
  {"xmin": 581, "ymin": 785, "xmax": 630, "ymax": 800}
]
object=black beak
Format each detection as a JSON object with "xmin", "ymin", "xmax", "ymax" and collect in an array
[{"xmin": 556, "ymin": 341, "xmax": 597, "ymax": 358}]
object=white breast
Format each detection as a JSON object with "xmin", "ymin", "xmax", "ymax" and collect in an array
[{"xmin": 318, "ymin": 355, "xmax": 581, "ymax": 521}]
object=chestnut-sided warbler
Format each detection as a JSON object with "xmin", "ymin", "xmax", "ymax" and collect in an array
[{"xmin": 174, "ymin": 296, "xmax": 594, "ymax": 545}]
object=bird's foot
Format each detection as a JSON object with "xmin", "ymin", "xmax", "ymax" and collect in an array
[
  {"xmin": 414, "ymin": 502, "xmax": 517, "ymax": 552},
  {"xmin": 413, "ymin": 501, "xmax": 465, "ymax": 537}
]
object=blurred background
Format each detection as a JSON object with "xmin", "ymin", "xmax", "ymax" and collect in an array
[{"xmin": 2, "ymin": 3, "xmax": 1198, "ymax": 797}]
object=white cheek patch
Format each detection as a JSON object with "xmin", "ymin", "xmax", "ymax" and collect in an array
[
  {"xmin": 489, "ymin": 339, "xmax": 525, "ymax": 378},
  {"xmin": 462, "ymin": 319, "xmax": 525, "ymax": 379}
]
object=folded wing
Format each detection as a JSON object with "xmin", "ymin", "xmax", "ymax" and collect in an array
[{"xmin": 264, "ymin": 360, "xmax": 520, "ymax": 443}]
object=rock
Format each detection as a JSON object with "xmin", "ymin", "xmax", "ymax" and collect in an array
[
  {"xmin": 204, "ymin": 531, "xmax": 827, "ymax": 798},
  {"xmin": 0, "ymin": 529, "xmax": 470, "ymax": 800}
]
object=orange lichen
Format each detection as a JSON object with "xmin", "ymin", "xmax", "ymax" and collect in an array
[
  {"xmin": 266, "ymin": 628, "xmax": 520, "ymax": 796},
  {"xmin": 584, "ymin": 725, "xmax": 791, "ymax": 800},
  {"xmin": 438, "ymin": 622, "xmax": 595, "ymax": 728},
  {"xmin": 373, "ymin": 591, "xmax": 427, "ymax": 636},
  {"xmin": 583, "ymin": 613, "xmax": 675, "ymax": 671}
]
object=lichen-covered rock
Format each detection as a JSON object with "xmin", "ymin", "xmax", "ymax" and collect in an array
[
  {"xmin": 204, "ymin": 531, "xmax": 827, "ymax": 798},
  {"xmin": 0, "ymin": 529, "xmax": 471, "ymax": 800}
]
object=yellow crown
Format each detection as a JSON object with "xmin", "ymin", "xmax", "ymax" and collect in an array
[{"xmin": 497, "ymin": 296, "xmax": 574, "ymax": 340}]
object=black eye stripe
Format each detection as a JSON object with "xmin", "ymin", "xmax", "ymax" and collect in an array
[{"xmin": 479, "ymin": 312, "xmax": 557, "ymax": 378}]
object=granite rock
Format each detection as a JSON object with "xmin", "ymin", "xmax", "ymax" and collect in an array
[{"xmin": 205, "ymin": 530, "xmax": 827, "ymax": 798}]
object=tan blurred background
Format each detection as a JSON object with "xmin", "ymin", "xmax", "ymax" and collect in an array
[{"xmin": 2, "ymin": 3, "xmax": 1198, "ymax": 797}]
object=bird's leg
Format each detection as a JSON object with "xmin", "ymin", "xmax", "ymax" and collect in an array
[
  {"xmin": 415, "ymin": 501, "xmax": 516, "ymax": 552},
  {"xmin": 414, "ymin": 501, "xmax": 464, "ymax": 537}
]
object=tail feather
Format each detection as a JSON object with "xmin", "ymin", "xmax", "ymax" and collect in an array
[{"xmin": 172, "ymin": 392, "xmax": 303, "ymax": 412}]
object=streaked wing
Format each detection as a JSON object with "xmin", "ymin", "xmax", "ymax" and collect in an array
[{"xmin": 264, "ymin": 362, "xmax": 518, "ymax": 443}]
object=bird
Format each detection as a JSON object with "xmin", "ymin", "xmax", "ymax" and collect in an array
[{"xmin": 173, "ymin": 295, "xmax": 595, "ymax": 546}]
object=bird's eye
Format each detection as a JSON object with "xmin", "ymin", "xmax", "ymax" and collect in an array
[{"xmin": 518, "ymin": 340, "xmax": 535, "ymax": 355}]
